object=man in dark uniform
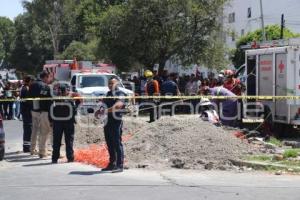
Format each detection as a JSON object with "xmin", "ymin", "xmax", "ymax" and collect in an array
[
  {"xmin": 96, "ymin": 78, "xmax": 126, "ymax": 173},
  {"xmin": 49, "ymin": 84, "xmax": 79, "ymax": 163},
  {"xmin": 20, "ymin": 76, "xmax": 33, "ymax": 153}
]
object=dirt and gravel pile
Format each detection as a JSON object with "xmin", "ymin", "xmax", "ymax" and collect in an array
[
  {"xmin": 124, "ymin": 116, "xmax": 258, "ymax": 170},
  {"xmin": 74, "ymin": 115, "xmax": 260, "ymax": 170},
  {"xmin": 74, "ymin": 114, "xmax": 143, "ymax": 147}
]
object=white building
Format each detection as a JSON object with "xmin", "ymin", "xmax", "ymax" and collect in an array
[
  {"xmin": 163, "ymin": 60, "xmax": 217, "ymax": 77},
  {"xmin": 224, "ymin": 0, "xmax": 300, "ymax": 48}
]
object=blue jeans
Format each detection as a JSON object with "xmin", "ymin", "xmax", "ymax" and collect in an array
[
  {"xmin": 104, "ymin": 119, "xmax": 124, "ymax": 168},
  {"xmin": 13, "ymin": 101, "xmax": 20, "ymax": 119}
]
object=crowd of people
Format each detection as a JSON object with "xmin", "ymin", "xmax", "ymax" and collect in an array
[
  {"xmin": 0, "ymin": 78, "xmax": 22, "ymax": 121},
  {"xmin": 126, "ymin": 69, "xmax": 244, "ymax": 125},
  {"xmin": 128, "ymin": 69, "xmax": 243, "ymax": 97}
]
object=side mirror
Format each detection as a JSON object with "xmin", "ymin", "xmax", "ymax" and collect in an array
[{"xmin": 87, "ymin": 108, "xmax": 94, "ymax": 114}]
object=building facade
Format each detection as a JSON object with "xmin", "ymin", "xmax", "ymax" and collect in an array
[{"xmin": 224, "ymin": 0, "xmax": 300, "ymax": 48}]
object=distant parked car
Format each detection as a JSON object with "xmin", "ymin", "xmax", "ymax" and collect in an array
[{"xmin": 0, "ymin": 114, "xmax": 5, "ymax": 161}]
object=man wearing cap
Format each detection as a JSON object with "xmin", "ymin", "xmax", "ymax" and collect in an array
[{"xmin": 50, "ymin": 84, "xmax": 79, "ymax": 163}]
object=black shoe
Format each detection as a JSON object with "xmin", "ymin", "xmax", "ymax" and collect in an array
[
  {"xmin": 101, "ymin": 164, "xmax": 115, "ymax": 172},
  {"xmin": 68, "ymin": 159, "xmax": 74, "ymax": 163},
  {"xmin": 23, "ymin": 147, "xmax": 30, "ymax": 153},
  {"xmin": 112, "ymin": 167, "xmax": 124, "ymax": 173},
  {"xmin": 52, "ymin": 160, "xmax": 58, "ymax": 164}
]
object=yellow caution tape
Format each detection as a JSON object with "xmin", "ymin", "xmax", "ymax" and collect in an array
[{"xmin": 0, "ymin": 95, "xmax": 299, "ymax": 102}]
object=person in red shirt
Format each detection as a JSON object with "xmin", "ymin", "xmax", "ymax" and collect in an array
[{"xmin": 223, "ymin": 70, "xmax": 242, "ymax": 96}]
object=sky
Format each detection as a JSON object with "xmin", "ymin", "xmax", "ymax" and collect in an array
[{"xmin": 0, "ymin": 0, "xmax": 31, "ymax": 20}]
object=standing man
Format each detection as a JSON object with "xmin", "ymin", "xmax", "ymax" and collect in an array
[
  {"xmin": 3, "ymin": 82, "xmax": 13, "ymax": 120},
  {"xmin": 161, "ymin": 73, "xmax": 181, "ymax": 116},
  {"xmin": 50, "ymin": 84, "xmax": 78, "ymax": 164},
  {"xmin": 144, "ymin": 70, "xmax": 160, "ymax": 123},
  {"xmin": 185, "ymin": 74, "xmax": 201, "ymax": 113},
  {"xmin": 29, "ymin": 71, "xmax": 52, "ymax": 158},
  {"xmin": 20, "ymin": 76, "xmax": 33, "ymax": 153},
  {"xmin": 96, "ymin": 78, "xmax": 126, "ymax": 173}
]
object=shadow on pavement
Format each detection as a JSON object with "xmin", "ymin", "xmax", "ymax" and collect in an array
[
  {"xmin": 7, "ymin": 158, "xmax": 41, "ymax": 163},
  {"xmin": 5, "ymin": 154, "xmax": 32, "ymax": 160},
  {"xmin": 69, "ymin": 171, "xmax": 107, "ymax": 176},
  {"xmin": 5, "ymin": 151, "xmax": 23, "ymax": 156},
  {"xmin": 23, "ymin": 162, "xmax": 54, "ymax": 167}
]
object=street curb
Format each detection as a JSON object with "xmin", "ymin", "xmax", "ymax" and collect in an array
[{"xmin": 230, "ymin": 159, "xmax": 300, "ymax": 172}]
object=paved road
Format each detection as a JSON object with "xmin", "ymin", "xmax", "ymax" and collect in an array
[{"xmin": 1, "ymin": 120, "xmax": 300, "ymax": 200}]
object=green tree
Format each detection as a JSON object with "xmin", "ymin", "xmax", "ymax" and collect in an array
[
  {"xmin": 61, "ymin": 41, "xmax": 96, "ymax": 60},
  {"xmin": 75, "ymin": 0, "xmax": 126, "ymax": 40},
  {"xmin": 10, "ymin": 14, "xmax": 53, "ymax": 73},
  {"xmin": 23, "ymin": 0, "xmax": 83, "ymax": 58},
  {"xmin": 98, "ymin": 0, "xmax": 228, "ymax": 72},
  {"xmin": 0, "ymin": 17, "xmax": 15, "ymax": 67},
  {"xmin": 231, "ymin": 25, "xmax": 299, "ymax": 67}
]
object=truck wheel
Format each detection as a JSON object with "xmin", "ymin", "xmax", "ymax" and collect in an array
[
  {"xmin": 279, "ymin": 124, "xmax": 296, "ymax": 138},
  {"xmin": 273, "ymin": 123, "xmax": 287, "ymax": 138},
  {"xmin": 0, "ymin": 145, "xmax": 4, "ymax": 161}
]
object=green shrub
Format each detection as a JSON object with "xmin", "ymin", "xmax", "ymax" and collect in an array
[{"xmin": 283, "ymin": 150, "xmax": 299, "ymax": 159}]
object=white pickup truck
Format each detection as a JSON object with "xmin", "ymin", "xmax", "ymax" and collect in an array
[{"xmin": 70, "ymin": 72, "xmax": 135, "ymax": 114}]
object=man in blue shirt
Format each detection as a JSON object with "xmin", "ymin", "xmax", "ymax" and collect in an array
[{"xmin": 161, "ymin": 73, "xmax": 180, "ymax": 116}]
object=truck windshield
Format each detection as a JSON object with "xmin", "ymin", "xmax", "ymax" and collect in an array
[{"xmin": 79, "ymin": 75, "xmax": 122, "ymax": 88}]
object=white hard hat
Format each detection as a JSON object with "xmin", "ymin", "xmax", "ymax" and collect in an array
[{"xmin": 200, "ymin": 98, "xmax": 212, "ymax": 106}]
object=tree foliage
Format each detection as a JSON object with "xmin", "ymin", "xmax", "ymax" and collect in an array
[
  {"xmin": 4, "ymin": 0, "xmax": 228, "ymax": 73},
  {"xmin": 10, "ymin": 13, "xmax": 53, "ymax": 73},
  {"xmin": 99, "ymin": 0, "xmax": 228, "ymax": 72},
  {"xmin": 231, "ymin": 25, "xmax": 299, "ymax": 67},
  {"xmin": 0, "ymin": 17, "xmax": 15, "ymax": 67},
  {"xmin": 61, "ymin": 41, "xmax": 96, "ymax": 60}
]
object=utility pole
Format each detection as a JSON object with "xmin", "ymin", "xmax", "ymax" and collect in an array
[
  {"xmin": 259, "ymin": 0, "xmax": 266, "ymax": 41},
  {"xmin": 280, "ymin": 14, "xmax": 285, "ymax": 39}
]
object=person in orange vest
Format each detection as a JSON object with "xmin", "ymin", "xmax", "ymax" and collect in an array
[
  {"xmin": 223, "ymin": 70, "xmax": 243, "ymax": 96},
  {"xmin": 71, "ymin": 57, "xmax": 79, "ymax": 70},
  {"xmin": 144, "ymin": 70, "xmax": 160, "ymax": 123}
]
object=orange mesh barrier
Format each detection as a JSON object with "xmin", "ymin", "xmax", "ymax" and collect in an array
[{"xmin": 74, "ymin": 134, "xmax": 132, "ymax": 168}]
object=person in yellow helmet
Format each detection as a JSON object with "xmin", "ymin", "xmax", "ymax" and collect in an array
[{"xmin": 144, "ymin": 70, "xmax": 160, "ymax": 123}]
